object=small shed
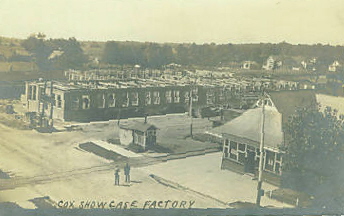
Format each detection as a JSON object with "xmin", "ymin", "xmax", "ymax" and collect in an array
[{"xmin": 119, "ymin": 122, "xmax": 158, "ymax": 150}]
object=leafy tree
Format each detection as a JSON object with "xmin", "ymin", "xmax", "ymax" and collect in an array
[
  {"xmin": 50, "ymin": 37, "xmax": 88, "ymax": 69},
  {"xmin": 22, "ymin": 35, "xmax": 53, "ymax": 70},
  {"xmin": 101, "ymin": 41, "xmax": 344, "ymax": 70},
  {"xmin": 282, "ymin": 106, "xmax": 344, "ymax": 209},
  {"xmin": 22, "ymin": 34, "xmax": 88, "ymax": 70}
]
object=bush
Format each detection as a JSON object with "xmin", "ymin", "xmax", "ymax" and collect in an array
[
  {"xmin": 192, "ymin": 133, "xmax": 223, "ymax": 144},
  {"xmin": 127, "ymin": 143, "xmax": 145, "ymax": 153},
  {"xmin": 107, "ymin": 138, "xmax": 120, "ymax": 145},
  {"xmin": 270, "ymin": 188, "xmax": 312, "ymax": 207},
  {"xmin": 148, "ymin": 144, "xmax": 173, "ymax": 153}
]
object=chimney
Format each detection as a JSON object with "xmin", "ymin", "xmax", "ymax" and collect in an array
[{"xmin": 144, "ymin": 115, "xmax": 147, "ymax": 124}]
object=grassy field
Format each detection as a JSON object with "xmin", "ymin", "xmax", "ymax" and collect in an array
[
  {"xmin": 0, "ymin": 62, "xmax": 37, "ymax": 73},
  {"xmin": 79, "ymin": 142, "xmax": 128, "ymax": 162},
  {"xmin": 133, "ymin": 115, "xmax": 221, "ymax": 153}
]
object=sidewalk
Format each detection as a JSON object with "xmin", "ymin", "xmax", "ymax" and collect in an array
[
  {"xmin": 140, "ymin": 152, "xmax": 293, "ymax": 208},
  {"xmin": 91, "ymin": 140, "xmax": 142, "ymax": 158}
]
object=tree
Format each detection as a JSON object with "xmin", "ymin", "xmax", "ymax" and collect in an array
[
  {"xmin": 22, "ymin": 34, "xmax": 88, "ymax": 70},
  {"xmin": 50, "ymin": 37, "xmax": 88, "ymax": 69},
  {"xmin": 22, "ymin": 35, "xmax": 53, "ymax": 70},
  {"xmin": 282, "ymin": 106, "xmax": 344, "ymax": 209}
]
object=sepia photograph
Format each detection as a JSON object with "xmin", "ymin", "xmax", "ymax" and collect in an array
[{"xmin": 0, "ymin": 0, "xmax": 344, "ymax": 215}]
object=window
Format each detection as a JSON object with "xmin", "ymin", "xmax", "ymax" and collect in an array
[
  {"xmin": 108, "ymin": 93, "xmax": 116, "ymax": 107},
  {"xmin": 229, "ymin": 141, "xmax": 238, "ymax": 160},
  {"xmin": 206, "ymin": 89, "xmax": 214, "ymax": 105},
  {"xmin": 122, "ymin": 92, "xmax": 129, "ymax": 107},
  {"xmin": 97, "ymin": 94, "xmax": 105, "ymax": 108},
  {"xmin": 218, "ymin": 89, "xmax": 225, "ymax": 102},
  {"xmin": 230, "ymin": 141, "xmax": 237, "ymax": 150},
  {"xmin": 265, "ymin": 151, "xmax": 275, "ymax": 171},
  {"xmin": 255, "ymin": 148, "xmax": 261, "ymax": 161},
  {"xmin": 238, "ymin": 143, "xmax": 246, "ymax": 151},
  {"xmin": 56, "ymin": 95, "xmax": 62, "ymax": 108},
  {"xmin": 238, "ymin": 152, "xmax": 246, "ymax": 164},
  {"xmin": 153, "ymin": 91, "xmax": 160, "ymax": 105},
  {"xmin": 192, "ymin": 88, "xmax": 198, "ymax": 102},
  {"xmin": 28, "ymin": 86, "xmax": 32, "ymax": 100},
  {"xmin": 134, "ymin": 133, "xmax": 138, "ymax": 144},
  {"xmin": 229, "ymin": 141, "xmax": 248, "ymax": 164},
  {"xmin": 184, "ymin": 91, "xmax": 189, "ymax": 103},
  {"xmin": 137, "ymin": 135, "xmax": 143, "ymax": 145},
  {"xmin": 145, "ymin": 92, "xmax": 151, "ymax": 105},
  {"xmin": 82, "ymin": 95, "xmax": 90, "ymax": 109},
  {"xmin": 71, "ymin": 97, "xmax": 79, "ymax": 110},
  {"xmin": 237, "ymin": 143, "xmax": 247, "ymax": 164},
  {"xmin": 230, "ymin": 152, "xmax": 237, "ymax": 160},
  {"xmin": 275, "ymin": 163, "xmax": 281, "ymax": 175},
  {"xmin": 165, "ymin": 90, "xmax": 172, "ymax": 103},
  {"xmin": 267, "ymin": 156, "xmax": 274, "ymax": 166},
  {"xmin": 173, "ymin": 90, "xmax": 180, "ymax": 103},
  {"xmin": 131, "ymin": 92, "xmax": 139, "ymax": 106},
  {"xmin": 32, "ymin": 86, "xmax": 37, "ymax": 100},
  {"xmin": 223, "ymin": 139, "xmax": 229, "ymax": 158},
  {"xmin": 147, "ymin": 130, "xmax": 156, "ymax": 136}
]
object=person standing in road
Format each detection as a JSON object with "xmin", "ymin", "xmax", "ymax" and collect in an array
[
  {"xmin": 114, "ymin": 168, "xmax": 120, "ymax": 185},
  {"xmin": 124, "ymin": 163, "xmax": 131, "ymax": 183}
]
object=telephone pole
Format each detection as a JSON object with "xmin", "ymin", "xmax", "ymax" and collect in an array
[
  {"xmin": 49, "ymin": 81, "xmax": 54, "ymax": 128},
  {"xmin": 256, "ymin": 92, "xmax": 266, "ymax": 207},
  {"xmin": 189, "ymin": 77, "xmax": 197, "ymax": 138},
  {"xmin": 189, "ymin": 82, "xmax": 193, "ymax": 138}
]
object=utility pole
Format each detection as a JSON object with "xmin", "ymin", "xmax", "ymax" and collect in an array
[
  {"xmin": 40, "ymin": 81, "xmax": 47, "ymax": 128},
  {"xmin": 189, "ymin": 84, "xmax": 193, "ymax": 138},
  {"xmin": 256, "ymin": 92, "xmax": 266, "ymax": 207},
  {"xmin": 49, "ymin": 81, "xmax": 54, "ymax": 128},
  {"xmin": 117, "ymin": 108, "xmax": 121, "ymax": 125},
  {"xmin": 189, "ymin": 77, "xmax": 198, "ymax": 138}
]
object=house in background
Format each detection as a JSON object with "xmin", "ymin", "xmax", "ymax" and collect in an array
[
  {"xmin": 301, "ymin": 57, "xmax": 317, "ymax": 72},
  {"xmin": 262, "ymin": 56, "xmax": 282, "ymax": 71},
  {"xmin": 119, "ymin": 121, "xmax": 158, "ymax": 150},
  {"xmin": 328, "ymin": 60, "xmax": 342, "ymax": 73},
  {"xmin": 241, "ymin": 61, "xmax": 259, "ymax": 70}
]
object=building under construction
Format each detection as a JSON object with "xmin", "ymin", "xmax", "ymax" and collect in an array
[{"xmin": 24, "ymin": 77, "xmax": 255, "ymax": 123}]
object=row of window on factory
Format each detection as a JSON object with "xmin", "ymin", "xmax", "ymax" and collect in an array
[{"xmin": 56, "ymin": 88, "xmax": 227, "ymax": 110}]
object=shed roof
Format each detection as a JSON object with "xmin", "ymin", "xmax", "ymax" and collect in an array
[{"xmin": 208, "ymin": 106, "xmax": 283, "ymax": 150}]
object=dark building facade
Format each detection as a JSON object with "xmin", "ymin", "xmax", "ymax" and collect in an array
[{"xmin": 24, "ymin": 79, "xmax": 240, "ymax": 122}]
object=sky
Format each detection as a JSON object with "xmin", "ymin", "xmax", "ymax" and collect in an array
[{"xmin": 1, "ymin": 0, "xmax": 344, "ymax": 45}]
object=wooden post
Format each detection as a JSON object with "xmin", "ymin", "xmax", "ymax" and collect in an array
[
  {"xmin": 221, "ymin": 139, "xmax": 226, "ymax": 169},
  {"xmin": 256, "ymin": 94, "xmax": 265, "ymax": 207},
  {"xmin": 40, "ymin": 82, "xmax": 47, "ymax": 127},
  {"xmin": 117, "ymin": 108, "xmax": 121, "ymax": 125},
  {"xmin": 189, "ymin": 88, "xmax": 193, "ymax": 138}
]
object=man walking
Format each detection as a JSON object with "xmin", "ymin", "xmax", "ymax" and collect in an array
[
  {"xmin": 124, "ymin": 163, "xmax": 131, "ymax": 183},
  {"xmin": 114, "ymin": 168, "xmax": 120, "ymax": 186}
]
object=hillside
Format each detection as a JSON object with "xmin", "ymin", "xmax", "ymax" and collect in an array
[
  {"xmin": 0, "ymin": 37, "xmax": 36, "ymax": 73},
  {"xmin": 1, "ymin": 35, "xmax": 344, "ymax": 75}
]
